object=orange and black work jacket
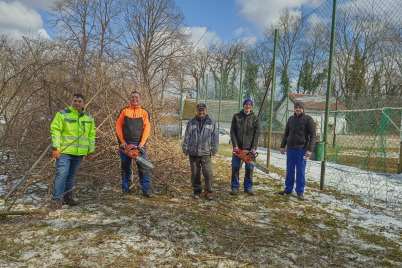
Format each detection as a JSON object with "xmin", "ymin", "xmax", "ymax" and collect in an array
[{"xmin": 116, "ymin": 105, "xmax": 150, "ymax": 146}]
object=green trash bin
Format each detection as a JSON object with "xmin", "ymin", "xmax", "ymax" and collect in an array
[{"xmin": 312, "ymin": 141, "xmax": 325, "ymax": 161}]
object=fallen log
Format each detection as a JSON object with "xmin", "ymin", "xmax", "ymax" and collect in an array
[{"xmin": 0, "ymin": 210, "xmax": 47, "ymax": 216}]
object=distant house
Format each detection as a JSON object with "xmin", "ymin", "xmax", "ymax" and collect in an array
[{"xmin": 276, "ymin": 93, "xmax": 348, "ymax": 135}]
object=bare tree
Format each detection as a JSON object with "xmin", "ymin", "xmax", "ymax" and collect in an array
[
  {"xmin": 209, "ymin": 39, "xmax": 247, "ymax": 100},
  {"xmin": 186, "ymin": 46, "xmax": 213, "ymax": 101},
  {"xmin": 263, "ymin": 8, "xmax": 304, "ymax": 97},
  {"xmin": 122, "ymin": 0, "xmax": 188, "ymax": 116},
  {"xmin": 51, "ymin": 0, "xmax": 97, "ymax": 93},
  {"xmin": 296, "ymin": 21, "xmax": 329, "ymax": 94}
]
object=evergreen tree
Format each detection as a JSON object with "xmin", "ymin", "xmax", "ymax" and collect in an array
[
  {"xmin": 243, "ymin": 57, "xmax": 259, "ymax": 99},
  {"xmin": 280, "ymin": 69, "xmax": 290, "ymax": 97},
  {"xmin": 297, "ymin": 60, "xmax": 326, "ymax": 94},
  {"xmin": 348, "ymin": 44, "xmax": 366, "ymax": 101}
]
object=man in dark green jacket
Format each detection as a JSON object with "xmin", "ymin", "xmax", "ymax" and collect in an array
[{"xmin": 230, "ymin": 99, "xmax": 260, "ymax": 196}]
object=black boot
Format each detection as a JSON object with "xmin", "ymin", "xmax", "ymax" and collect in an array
[{"xmin": 62, "ymin": 196, "xmax": 80, "ymax": 206}]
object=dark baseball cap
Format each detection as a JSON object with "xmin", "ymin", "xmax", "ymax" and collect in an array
[{"xmin": 197, "ymin": 103, "xmax": 207, "ymax": 109}]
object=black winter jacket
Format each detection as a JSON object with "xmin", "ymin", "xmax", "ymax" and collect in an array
[
  {"xmin": 280, "ymin": 112, "xmax": 316, "ymax": 151},
  {"xmin": 230, "ymin": 110, "xmax": 260, "ymax": 150}
]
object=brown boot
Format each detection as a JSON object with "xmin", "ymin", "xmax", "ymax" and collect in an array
[
  {"xmin": 48, "ymin": 200, "xmax": 62, "ymax": 210},
  {"xmin": 62, "ymin": 196, "xmax": 80, "ymax": 206}
]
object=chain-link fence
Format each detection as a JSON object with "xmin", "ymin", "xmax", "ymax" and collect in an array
[{"xmin": 180, "ymin": 0, "xmax": 401, "ymax": 208}]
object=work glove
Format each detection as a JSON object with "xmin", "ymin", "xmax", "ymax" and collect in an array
[
  {"xmin": 85, "ymin": 153, "xmax": 94, "ymax": 160},
  {"xmin": 52, "ymin": 150, "xmax": 61, "ymax": 159}
]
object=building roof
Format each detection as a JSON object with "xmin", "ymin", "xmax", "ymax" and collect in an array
[{"xmin": 288, "ymin": 93, "xmax": 348, "ymax": 111}]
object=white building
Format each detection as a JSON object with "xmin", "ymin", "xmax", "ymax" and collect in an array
[{"xmin": 276, "ymin": 93, "xmax": 348, "ymax": 136}]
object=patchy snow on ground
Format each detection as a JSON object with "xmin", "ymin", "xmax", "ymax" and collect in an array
[
  {"xmin": 257, "ymin": 147, "xmax": 402, "ymax": 209},
  {"xmin": 1, "ymin": 148, "xmax": 401, "ymax": 267}
]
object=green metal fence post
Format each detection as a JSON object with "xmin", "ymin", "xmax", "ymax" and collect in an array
[
  {"xmin": 239, "ymin": 50, "xmax": 244, "ymax": 111},
  {"xmin": 218, "ymin": 64, "xmax": 223, "ymax": 131},
  {"xmin": 267, "ymin": 29, "xmax": 278, "ymax": 168},
  {"xmin": 320, "ymin": 0, "xmax": 338, "ymax": 190},
  {"xmin": 205, "ymin": 74, "xmax": 208, "ymax": 105},
  {"xmin": 178, "ymin": 89, "xmax": 183, "ymax": 140},
  {"xmin": 398, "ymin": 110, "xmax": 402, "ymax": 174}
]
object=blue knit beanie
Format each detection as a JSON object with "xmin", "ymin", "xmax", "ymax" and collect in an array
[{"xmin": 243, "ymin": 99, "xmax": 253, "ymax": 107}]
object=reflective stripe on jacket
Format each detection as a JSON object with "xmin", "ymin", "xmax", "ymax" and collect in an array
[
  {"xmin": 182, "ymin": 115, "xmax": 219, "ymax": 156},
  {"xmin": 50, "ymin": 106, "xmax": 96, "ymax": 156}
]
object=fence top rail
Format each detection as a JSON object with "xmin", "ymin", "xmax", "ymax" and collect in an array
[{"xmin": 329, "ymin": 107, "xmax": 402, "ymax": 114}]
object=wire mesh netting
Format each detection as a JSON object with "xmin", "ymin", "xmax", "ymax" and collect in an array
[{"xmin": 180, "ymin": 0, "xmax": 401, "ymax": 208}]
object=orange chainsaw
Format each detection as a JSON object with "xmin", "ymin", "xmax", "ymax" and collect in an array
[
  {"xmin": 233, "ymin": 150, "xmax": 270, "ymax": 174},
  {"xmin": 119, "ymin": 144, "xmax": 155, "ymax": 169}
]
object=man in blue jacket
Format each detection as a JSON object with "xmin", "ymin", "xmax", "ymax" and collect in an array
[
  {"xmin": 279, "ymin": 101, "xmax": 316, "ymax": 200},
  {"xmin": 182, "ymin": 103, "xmax": 219, "ymax": 200}
]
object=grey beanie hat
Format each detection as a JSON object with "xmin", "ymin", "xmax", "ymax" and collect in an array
[{"xmin": 294, "ymin": 101, "xmax": 305, "ymax": 109}]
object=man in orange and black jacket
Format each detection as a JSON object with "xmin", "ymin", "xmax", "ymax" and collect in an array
[{"xmin": 116, "ymin": 91, "xmax": 153, "ymax": 198}]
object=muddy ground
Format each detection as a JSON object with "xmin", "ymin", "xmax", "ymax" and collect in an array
[{"xmin": 1, "ymin": 145, "xmax": 401, "ymax": 267}]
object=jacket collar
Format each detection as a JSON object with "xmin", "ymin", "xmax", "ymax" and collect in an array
[
  {"xmin": 69, "ymin": 106, "xmax": 85, "ymax": 114},
  {"xmin": 241, "ymin": 109, "xmax": 254, "ymax": 116},
  {"xmin": 196, "ymin": 114, "xmax": 209, "ymax": 122},
  {"xmin": 294, "ymin": 112, "xmax": 304, "ymax": 117},
  {"xmin": 130, "ymin": 104, "xmax": 141, "ymax": 109}
]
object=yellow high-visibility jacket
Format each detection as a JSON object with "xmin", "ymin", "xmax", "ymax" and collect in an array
[{"xmin": 50, "ymin": 106, "xmax": 96, "ymax": 156}]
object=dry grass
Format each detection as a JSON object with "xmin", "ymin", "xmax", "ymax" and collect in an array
[{"xmin": 1, "ymin": 143, "xmax": 401, "ymax": 267}]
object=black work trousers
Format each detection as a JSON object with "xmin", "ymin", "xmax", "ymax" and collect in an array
[{"xmin": 189, "ymin": 155, "xmax": 213, "ymax": 193}]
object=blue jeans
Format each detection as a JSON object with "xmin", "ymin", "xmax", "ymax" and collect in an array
[
  {"xmin": 284, "ymin": 148, "xmax": 307, "ymax": 195},
  {"xmin": 52, "ymin": 154, "xmax": 84, "ymax": 202},
  {"xmin": 231, "ymin": 152, "xmax": 254, "ymax": 191},
  {"xmin": 119, "ymin": 143, "xmax": 151, "ymax": 193}
]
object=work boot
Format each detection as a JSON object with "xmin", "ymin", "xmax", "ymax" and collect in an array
[
  {"xmin": 278, "ymin": 190, "xmax": 291, "ymax": 196},
  {"xmin": 297, "ymin": 194, "xmax": 305, "ymax": 200},
  {"xmin": 230, "ymin": 189, "xmax": 238, "ymax": 195},
  {"xmin": 205, "ymin": 191, "xmax": 213, "ymax": 201},
  {"xmin": 143, "ymin": 192, "xmax": 154, "ymax": 198},
  {"xmin": 62, "ymin": 196, "xmax": 80, "ymax": 206},
  {"xmin": 119, "ymin": 189, "xmax": 132, "ymax": 196},
  {"xmin": 193, "ymin": 192, "xmax": 201, "ymax": 199},
  {"xmin": 245, "ymin": 190, "xmax": 255, "ymax": 196},
  {"xmin": 48, "ymin": 200, "xmax": 62, "ymax": 210}
]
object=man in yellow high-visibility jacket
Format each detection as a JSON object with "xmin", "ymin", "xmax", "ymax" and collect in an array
[{"xmin": 50, "ymin": 93, "xmax": 96, "ymax": 208}]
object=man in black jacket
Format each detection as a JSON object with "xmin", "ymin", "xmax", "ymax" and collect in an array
[
  {"xmin": 279, "ymin": 101, "xmax": 316, "ymax": 200},
  {"xmin": 230, "ymin": 99, "xmax": 260, "ymax": 196}
]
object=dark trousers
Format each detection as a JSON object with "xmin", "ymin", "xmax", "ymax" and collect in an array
[
  {"xmin": 189, "ymin": 155, "xmax": 213, "ymax": 193},
  {"xmin": 119, "ymin": 143, "xmax": 151, "ymax": 193}
]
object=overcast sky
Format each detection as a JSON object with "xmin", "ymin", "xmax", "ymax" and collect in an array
[{"xmin": 0, "ymin": 0, "xmax": 325, "ymax": 42}]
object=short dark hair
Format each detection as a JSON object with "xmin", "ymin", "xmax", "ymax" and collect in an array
[
  {"xmin": 73, "ymin": 93, "xmax": 85, "ymax": 102},
  {"xmin": 131, "ymin": 91, "xmax": 141, "ymax": 97}
]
